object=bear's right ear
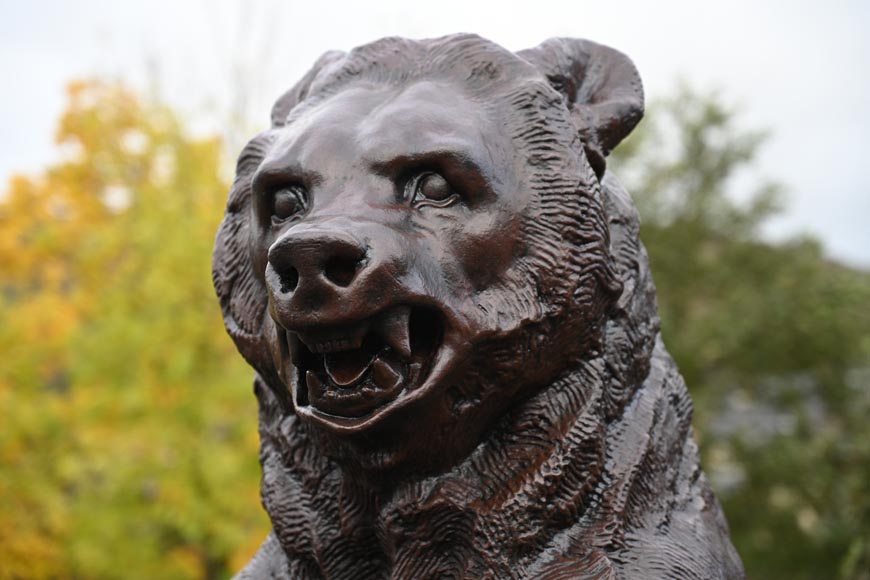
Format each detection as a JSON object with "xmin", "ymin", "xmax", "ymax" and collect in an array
[
  {"xmin": 518, "ymin": 38, "xmax": 644, "ymax": 178},
  {"xmin": 270, "ymin": 50, "xmax": 345, "ymax": 127}
]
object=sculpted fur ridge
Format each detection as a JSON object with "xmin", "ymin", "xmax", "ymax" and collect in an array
[{"xmin": 212, "ymin": 34, "xmax": 745, "ymax": 579}]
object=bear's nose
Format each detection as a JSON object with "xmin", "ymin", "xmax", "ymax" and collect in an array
[{"xmin": 267, "ymin": 227, "xmax": 367, "ymax": 296}]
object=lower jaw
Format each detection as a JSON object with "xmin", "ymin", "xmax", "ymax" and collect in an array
[
  {"xmin": 290, "ymin": 358, "xmax": 441, "ymax": 435},
  {"xmin": 304, "ymin": 371, "xmax": 410, "ymax": 418}
]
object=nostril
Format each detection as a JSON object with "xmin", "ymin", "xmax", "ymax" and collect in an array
[
  {"xmin": 324, "ymin": 256, "xmax": 360, "ymax": 287},
  {"xmin": 280, "ymin": 266, "xmax": 299, "ymax": 293}
]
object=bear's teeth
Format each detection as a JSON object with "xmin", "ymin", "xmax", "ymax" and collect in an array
[
  {"xmin": 288, "ymin": 332, "xmax": 301, "ymax": 366},
  {"xmin": 408, "ymin": 362, "xmax": 422, "ymax": 387},
  {"xmin": 375, "ymin": 306, "xmax": 412, "ymax": 359},
  {"xmin": 306, "ymin": 370, "xmax": 323, "ymax": 392},
  {"xmin": 371, "ymin": 356, "xmax": 403, "ymax": 391}
]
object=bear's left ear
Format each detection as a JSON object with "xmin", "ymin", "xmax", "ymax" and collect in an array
[
  {"xmin": 518, "ymin": 38, "xmax": 644, "ymax": 177},
  {"xmin": 271, "ymin": 50, "xmax": 345, "ymax": 127}
]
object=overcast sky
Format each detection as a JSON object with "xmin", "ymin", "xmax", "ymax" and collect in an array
[{"xmin": 2, "ymin": 0, "xmax": 868, "ymax": 267}]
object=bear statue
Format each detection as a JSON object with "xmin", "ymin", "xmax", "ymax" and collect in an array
[{"xmin": 212, "ymin": 34, "xmax": 745, "ymax": 579}]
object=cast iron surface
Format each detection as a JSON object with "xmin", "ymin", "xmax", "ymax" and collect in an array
[{"xmin": 212, "ymin": 34, "xmax": 745, "ymax": 579}]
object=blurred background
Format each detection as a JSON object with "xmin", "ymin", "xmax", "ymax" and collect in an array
[{"xmin": 1, "ymin": 1, "xmax": 867, "ymax": 578}]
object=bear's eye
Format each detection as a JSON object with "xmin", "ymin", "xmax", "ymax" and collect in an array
[
  {"xmin": 272, "ymin": 186, "xmax": 306, "ymax": 225},
  {"xmin": 409, "ymin": 172, "xmax": 459, "ymax": 208}
]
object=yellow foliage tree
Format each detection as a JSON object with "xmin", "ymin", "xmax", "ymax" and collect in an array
[{"xmin": 0, "ymin": 81, "xmax": 268, "ymax": 580}]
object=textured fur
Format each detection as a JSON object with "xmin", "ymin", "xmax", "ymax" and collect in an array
[{"xmin": 213, "ymin": 34, "xmax": 744, "ymax": 579}]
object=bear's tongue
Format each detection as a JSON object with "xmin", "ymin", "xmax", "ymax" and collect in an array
[{"xmin": 323, "ymin": 346, "xmax": 379, "ymax": 387}]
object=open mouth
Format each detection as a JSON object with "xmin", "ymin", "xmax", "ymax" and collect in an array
[{"xmin": 284, "ymin": 306, "xmax": 443, "ymax": 418}]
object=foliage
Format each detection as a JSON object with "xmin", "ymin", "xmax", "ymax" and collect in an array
[
  {"xmin": 611, "ymin": 86, "xmax": 870, "ymax": 580},
  {"xmin": 0, "ymin": 81, "xmax": 267, "ymax": 580}
]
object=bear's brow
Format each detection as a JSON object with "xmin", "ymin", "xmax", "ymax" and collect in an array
[
  {"xmin": 251, "ymin": 163, "xmax": 323, "ymax": 195},
  {"xmin": 369, "ymin": 149, "xmax": 488, "ymax": 180}
]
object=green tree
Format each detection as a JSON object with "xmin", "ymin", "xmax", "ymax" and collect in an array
[
  {"xmin": 611, "ymin": 86, "xmax": 870, "ymax": 580},
  {"xmin": 0, "ymin": 81, "xmax": 268, "ymax": 580}
]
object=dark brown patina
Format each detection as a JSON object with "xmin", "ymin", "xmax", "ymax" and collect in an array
[{"xmin": 213, "ymin": 34, "xmax": 745, "ymax": 579}]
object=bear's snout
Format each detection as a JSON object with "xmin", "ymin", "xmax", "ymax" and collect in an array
[
  {"xmin": 268, "ymin": 226, "xmax": 367, "ymax": 292},
  {"xmin": 265, "ymin": 224, "xmax": 370, "ymax": 324}
]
